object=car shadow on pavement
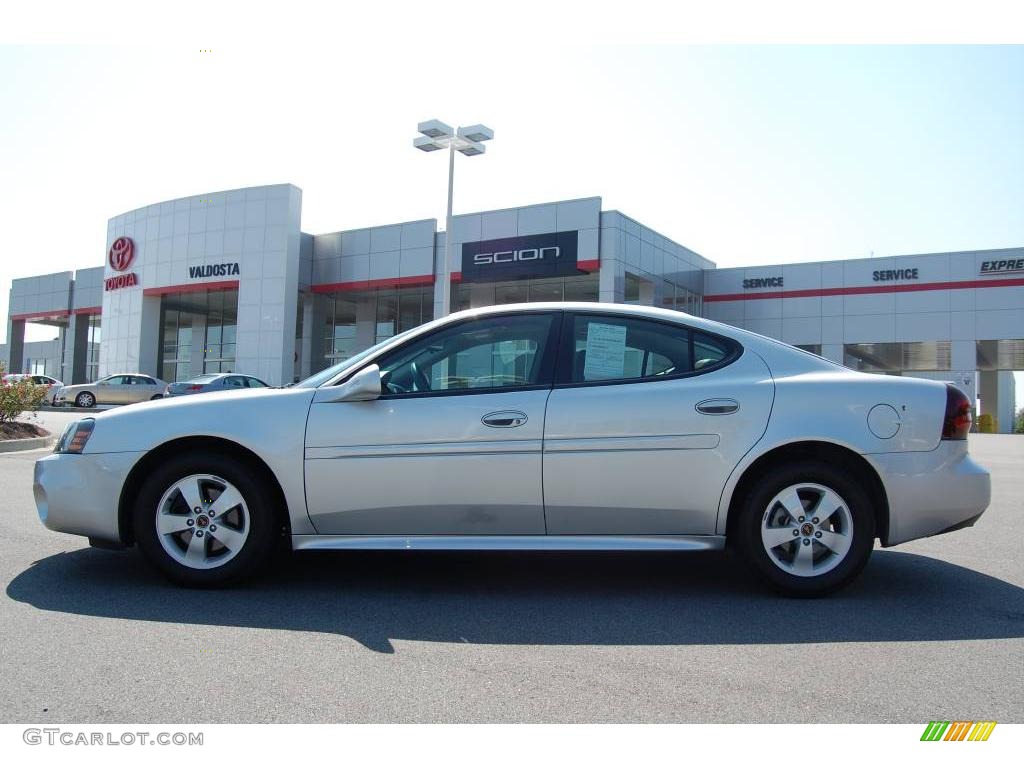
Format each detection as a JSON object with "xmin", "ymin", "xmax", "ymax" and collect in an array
[{"xmin": 7, "ymin": 547, "xmax": 1024, "ymax": 653}]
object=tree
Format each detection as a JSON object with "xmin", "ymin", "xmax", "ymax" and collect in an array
[{"xmin": 1016, "ymin": 406, "xmax": 1024, "ymax": 435}]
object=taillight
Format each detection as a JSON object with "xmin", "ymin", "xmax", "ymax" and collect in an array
[
  {"xmin": 942, "ymin": 384, "xmax": 972, "ymax": 440},
  {"xmin": 188, "ymin": 385, "xmax": 203, "ymax": 391}
]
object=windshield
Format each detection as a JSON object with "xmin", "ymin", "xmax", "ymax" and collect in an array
[
  {"xmin": 293, "ymin": 327, "xmax": 421, "ymax": 388},
  {"xmin": 186, "ymin": 374, "xmax": 221, "ymax": 383}
]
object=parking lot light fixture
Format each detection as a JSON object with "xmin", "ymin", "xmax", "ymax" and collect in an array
[{"xmin": 413, "ymin": 119, "xmax": 494, "ymax": 316}]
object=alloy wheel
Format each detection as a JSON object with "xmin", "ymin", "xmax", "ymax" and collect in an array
[
  {"xmin": 155, "ymin": 474, "xmax": 250, "ymax": 570},
  {"xmin": 760, "ymin": 482, "xmax": 854, "ymax": 577}
]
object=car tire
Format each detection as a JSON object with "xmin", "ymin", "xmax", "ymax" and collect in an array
[
  {"xmin": 75, "ymin": 392, "xmax": 95, "ymax": 408},
  {"xmin": 133, "ymin": 451, "xmax": 277, "ymax": 587},
  {"xmin": 734, "ymin": 460, "xmax": 876, "ymax": 597},
  {"xmin": 149, "ymin": 394, "xmax": 162, "ymax": 400}
]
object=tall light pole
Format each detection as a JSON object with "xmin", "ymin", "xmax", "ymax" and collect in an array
[{"xmin": 414, "ymin": 120, "xmax": 494, "ymax": 316}]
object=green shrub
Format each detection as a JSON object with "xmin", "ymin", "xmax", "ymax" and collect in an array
[
  {"xmin": 976, "ymin": 413, "xmax": 997, "ymax": 434},
  {"xmin": 1015, "ymin": 407, "xmax": 1024, "ymax": 435},
  {"xmin": 0, "ymin": 363, "xmax": 48, "ymax": 424}
]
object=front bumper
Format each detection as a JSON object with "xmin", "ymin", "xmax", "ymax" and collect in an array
[
  {"xmin": 868, "ymin": 441, "xmax": 991, "ymax": 546},
  {"xmin": 34, "ymin": 450, "xmax": 144, "ymax": 544}
]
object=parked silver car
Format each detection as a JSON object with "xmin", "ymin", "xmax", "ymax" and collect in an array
[
  {"xmin": 54, "ymin": 373, "xmax": 168, "ymax": 408},
  {"xmin": 34, "ymin": 303, "xmax": 989, "ymax": 595},
  {"xmin": 165, "ymin": 373, "xmax": 270, "ymax": 397}
]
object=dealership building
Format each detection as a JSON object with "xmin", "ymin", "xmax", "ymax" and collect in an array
[{"xmin": 3, "ymin": 183, "xmax": 1021, "ymax": 431}]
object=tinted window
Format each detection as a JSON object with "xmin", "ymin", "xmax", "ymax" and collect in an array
[
  {"xmin": 377, "ymin": 313, "xmax": 556, "ymax": 396},
  {"xmin": 225, "ymin": 376, "xmax": 245, "ymax": 388},
  {"xmin": 246, "ymin": 378, "xmax": 268, "ymax": 388},
  {"xmin": 693, "ymin": 332, "xmax": 731, "ymax": 370},
  {"xmin": 561, "ymin": 315, "xmax": 735, "ymax": 384}
]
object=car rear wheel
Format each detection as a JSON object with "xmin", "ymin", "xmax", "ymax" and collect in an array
[
  {"xmin": 734, "ymin": 461, "xmax": 875, "ymax": 597},
  {"xmin": 133, "ymin": 452, "xmax": 276, "ymax": 587},
  {"xmin": 74, "ymin": 392, "xmax": 95, "ymax": 408}
]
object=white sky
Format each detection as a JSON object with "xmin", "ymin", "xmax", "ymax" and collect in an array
[{"xmin": 1, "ymin": 3, "xmax": 1023, "ymax": 406}]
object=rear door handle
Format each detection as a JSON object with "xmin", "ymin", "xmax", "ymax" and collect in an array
[
  {"xmin": 482, "ymin": 410, "xmax": 528, "ymax": 428},
  {"xmin": 696, "ymin": 398, "xmax": 740, "ymax": 415}
]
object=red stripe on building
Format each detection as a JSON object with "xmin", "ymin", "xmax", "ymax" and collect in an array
[
  {"xmin": 10, "ymin": 309, "xmax": 71, "ymax": 321},
  {"xmin": 311, "ymin": 275, "xmax": 435, "ymax": 294},
  {"xmin": 142, "ymin": 280, "xmax": 240, "ymax": 297},
  {"xmin": 704, "ymin": 276, "xmax": 1024, "ymax": 303},
  {"xmin": 71, "ymin": 306, "xmax": 102, "ymax": 315}
]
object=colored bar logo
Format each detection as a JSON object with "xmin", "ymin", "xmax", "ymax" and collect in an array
[{"xmin": 921, "ymin": 721, "xmax": 997, "ymax": 741}]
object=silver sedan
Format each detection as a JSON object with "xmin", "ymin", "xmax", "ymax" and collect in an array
[
  {"xmin": 54, "ymin": 373, "xmax": 168, "ymax": 408},
  {"xmin": 164, "ymin": 373, "xmax": 270, "ymax": 397},
  {"xmin": 33, "ymin": 303, "xmax": 990, "ymax": 595}
]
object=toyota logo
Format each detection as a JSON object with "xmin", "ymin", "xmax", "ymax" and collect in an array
[{"xmin": 108, "ymin": 237, "xmax": 135, "ymax": 272}]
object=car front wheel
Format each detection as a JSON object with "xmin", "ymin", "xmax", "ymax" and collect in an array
[
  {"xmin": 133, "ymin": 452, "xmax": 276, "ymax": 587},
  {"xmin": 734, "ymin": 461, "xmax": 876, "ymax": 597},
  {"xmin": 74, "ymin": 392, "xmax": 95, "ymax": 408}
]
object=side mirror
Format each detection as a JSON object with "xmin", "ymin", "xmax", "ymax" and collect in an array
[{"xmin": 329, "ymin": 364, "xmax": 382, "ymax": 403}]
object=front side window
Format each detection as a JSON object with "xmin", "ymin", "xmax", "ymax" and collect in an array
[
  {"xmin": 376, "ymin": 313, "xmax": 557, "ymax": 396},
  {"xmin": 560, "ymin": 314, "xmax": 736, "ymax": 385}
]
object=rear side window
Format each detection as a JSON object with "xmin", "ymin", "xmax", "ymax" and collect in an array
[
  {"xmin": 559, "ymin": 314, "xmax": 737, "ymax": 385},
  {"xmin": 693, "ymin": 332, "xmax": 732, "ymax": 370}
]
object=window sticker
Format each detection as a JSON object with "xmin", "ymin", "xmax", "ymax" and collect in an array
[{"xmin": 583, "ymin": 322, "xmax": 628, "ymax": 380}]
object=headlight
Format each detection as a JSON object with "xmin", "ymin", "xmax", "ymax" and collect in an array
[{"xmin": 54, "ymin": 419, "xmax": 95, "ymax": 454}]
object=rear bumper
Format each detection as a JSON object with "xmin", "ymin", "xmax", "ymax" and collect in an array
[
  {"xmin": 867, "ymin": 441, "xmax": 991, "ymax": 546},
  {"xmin": 34, "ymin": 451, "xmax": 143, "ymax": 544}
]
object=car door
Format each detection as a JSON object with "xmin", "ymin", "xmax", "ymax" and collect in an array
[
  {"xmin": 542, "ymin": 311, "xmax": 774, "ymax": 535},
  {"xmin": 304, "ymin": 310, "xmax": 560, "ymax": 535},
  {"xmin": 95, "ymin": 375, "xmax": 126, "ymax": 404},
  {"xmin": 224, "ymin": 375, "xmax": 247, "ymax": 391},
  {"xmin": 122, "ymin": 375, "xmax": 145, "ymax": 403}
]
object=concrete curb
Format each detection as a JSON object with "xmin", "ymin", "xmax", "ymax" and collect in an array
[
  {"xmin": 37, "ymin": 405, "xmax": 117, "ymax": 411},
  {"xmin": 0, "ymin": 434, "xmax": 54, "ymax": 453}
]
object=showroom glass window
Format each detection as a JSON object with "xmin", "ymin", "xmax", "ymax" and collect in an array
[
  {"xmin": 450, "ymin": 275, "xmax": 598, "ymax": 313},
  {"xmin": 161, "ymin": 309, "xmax": 192, "ymax": 382},
  {"xmin": 86, "ymin": 315, "xmax": 101, "ymax": 382},
  {"xmin": 561, "ymin": 314, "xmax": 732, "ymax": 384},
  {"xmin": 324, "ymin": 294, "xmax": 358, "ymax": 363},
  {"xmin": 376, "ymin": 313, "xmax": 556, "ymax": 395},
  {"xmin": 203, "ymin": 290, "xmax": 238, "ymax": 374},
  {"xmin": 375, "ymin": 286, "xmax": 434, "ymax": 344}
]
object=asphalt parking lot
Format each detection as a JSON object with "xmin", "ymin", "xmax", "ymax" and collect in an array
[{"xmin": 1, "ymin": 416, "xmax": 1021, "ymax": 723}]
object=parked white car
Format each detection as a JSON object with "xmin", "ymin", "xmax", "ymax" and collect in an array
[
  {"xmin": 2, "ymin": 374, "xmax": 63, "ymax": 404},
  {"xmin": 33, "ymin": 303, "xmax": 989, "ymax": 595}
]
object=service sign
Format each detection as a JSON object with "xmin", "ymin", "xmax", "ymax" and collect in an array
[{"xmin": 460, "ymin": 231, "xmax": 579, "ymax": 283}]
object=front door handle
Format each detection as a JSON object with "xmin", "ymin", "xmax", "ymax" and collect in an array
[
  {"xmin": 481, "ymin": 410, "xmax": 528, "ymax": 428},
  {"xmin": 696, "ymin": 398, "xmax": 740, "ymax": 415}
]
